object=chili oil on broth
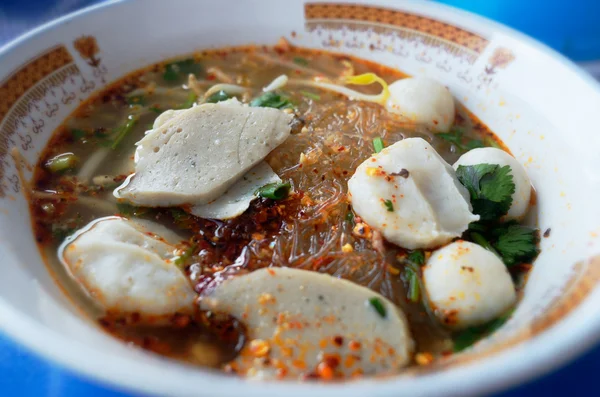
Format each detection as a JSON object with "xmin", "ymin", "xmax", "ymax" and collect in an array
[{"xmin": 29, "ymin": 44, "xmax": 520, "ymax": 374}]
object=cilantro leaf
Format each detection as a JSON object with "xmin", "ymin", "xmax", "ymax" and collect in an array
[
  {"xmin": 465, "ymin": 139, "xmax": 485, "ymax": 150},
  {"xmin": 163, "ymin": 58, "xmax": 201, "ymax": 81},
  {"xmin": 456, "ymin": 164, "xmax": 515, "ymax": 221},
  {"xmin": 116, "ymin": 203, "xmax": 149, "ymax": 217},
  {"xmin": 436, "ymin": 128, "xmax": 466, "ymax": 150},
  {"xmin": 205, "ymin": 90, "xmax": 231, "ymax": 103},
  {"xmin": 293, "ymin": 56, "xmax": 309, "ymax": 66},
  {"xmin": 71, "ymin": 128, "xmax": 87, "ymax": 140},
  {"xmin": 383, "ymin": 199, "xmax": 394, "ymax": 212},
  {"xmin": 250, "ymin": 92, "xmax": 293, "ymax": 109},
  {"xmin": 407, "ymin": 250, "xmax": 425, "ymax": 266},
  {"xmin": 437, "ymin": 128, "xmax": 485, "ymax": 152},
  {"xmin": 492, "ymin": 224, "xmax": 540, "ymax": 267},
  {"xmin": 453, "ymin": 309, "xmax": 513, "ymax": 352}
]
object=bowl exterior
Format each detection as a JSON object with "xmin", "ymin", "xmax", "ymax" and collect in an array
[{"xmin": 0, "ymin": 1, "xmax": 599, "ymax": 396}]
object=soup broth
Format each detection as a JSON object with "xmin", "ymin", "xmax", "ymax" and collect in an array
[{"xmin": 29, "ymin": 43, "xmax": 534, "ymax": 378}]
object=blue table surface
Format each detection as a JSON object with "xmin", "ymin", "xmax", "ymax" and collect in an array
[{"xmin": 0, "ymin": 1, "xmax": 598, "ymax": 396}]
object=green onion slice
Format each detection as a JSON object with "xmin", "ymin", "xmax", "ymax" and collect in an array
[{"xmin": 256, "ymin": 182, "xmax": 291, "ymax": 200}]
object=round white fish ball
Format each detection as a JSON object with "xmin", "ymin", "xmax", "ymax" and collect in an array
[
  {"xmin": 386, "ymin": 77, "xmax": 455, "ymax": 133},
  {"xmin": 423, "ymin": 240, "xmax": 516, "ymax": 330},
  {"xmin": 453, "ymin": 148, "xmax": 532, "ymax": 220}
]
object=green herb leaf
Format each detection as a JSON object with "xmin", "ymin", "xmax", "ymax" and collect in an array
[
  {"xmin": 437, "ymin": 128, "xmax": 466, "ymax": 150},
  {"xmin": 205, "ymin": 90, "xmax": 231, "ymax": 104},
  {"xmin": 293, "ymin": 56, "xmax": 309, "ymax": 66},
  {"xmin": 169, "ymin": 208, "xmax": 196, "ymax": 229},
  {"xmin": 453, "ymin": 310, "xmax": 513, "ymax": 352},
  {"xmin": 456, "ymin": 164, "xmax": 515, "ymax": 221},
  {"xmin": 373, "ymin": 137, "xmax": 385, "ymax": 153},
  {"xmin": 470, "ymin": 231, "xmax": 501, "ymax": 257},
  {"xmin": 116, "ymin": 203, "xmax": 149, "ymax": 217},
  {"xmin": 149, "ymin": 106, "xmax": 163, "ymax": 114},
  {"xmin": 45, "ymin": 153, "xmax": 79, "ymax": 173},
  {"xmin": 257, "ymin": 182, "xmax": 291, "ymax": 200},
  {"xmin": 111, "ymin": 116, "xmax": 138, "ymax": 150},
  {"xmin": 250, "ymin": 92, "xmax": 293, "ymax": 109},
  {"xmin": 437, "ymin": 129, "xmax": 488, "ymax": 152},
  {"xmin": 383, "ymin": 199, "xmax": 394, "ymax": 212},
  {"xmin": 71, "ymin": 129, "xmax": 87, "ymax": 140},
  {"xmin": 405, "ymin": 267, "xmax": 420, "ymax": 303},
  {"xmin": 368, "ymin": 297, "xmax": 387, "ymax": 318},
  {"xmin": 407, "ymin": 250, "xmax": 425, "ymax": 266},
  {"xmin": 493, "ymin": 224, "xmax": 540, "ymax": 267},
  {"xmin": 465, "ymin": 139, "xmax": 485, "ymax": 150},
  {"xmin": 178, "ymin": 92, "xmax": 197, "ymax": 109},
  {"xmin": 345, "ymin": 211, "xmax": 354, "ymax": 224},
  {"xmin": 300, "ymin": 90, "xmax": 320, "ymax": 101},
  {"xmin": 51, "ymin": 224, "xmax": 76, "ymax": 243},
  {"xmin": 163, "ymin": 58, "xmax": 200, "ymax": 81},
  {"xmin": 126, "ymin": 95, "xmax": 146, "ymax": 106},
  {"xmin": 174, "ymin": 244, "xmax": 197, "ymax": 267}
]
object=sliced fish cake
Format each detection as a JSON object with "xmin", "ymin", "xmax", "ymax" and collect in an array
[
  {"xmin": 200, "ymin": 267, "xmax": 414, "ymax": 380},
  {"xmin": 114, "ymin": 99, "xmax": 292, "ymax": 207},
  {"xmin": 59, "ymin": 217, "xmax": 194, "ymax": 318},
  {"xmin": 190, "ymin": 161, "xmax": 281, "ymax": 219}
]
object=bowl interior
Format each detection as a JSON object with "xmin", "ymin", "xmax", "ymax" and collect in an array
[{"xmin": 0, "ymin": 1, "xmax": 599, "ymax": 396}]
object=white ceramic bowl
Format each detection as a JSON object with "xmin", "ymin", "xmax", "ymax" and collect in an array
[{"xmin": 1, "ymin": 0, "xmax": 599, "ymax": 396}]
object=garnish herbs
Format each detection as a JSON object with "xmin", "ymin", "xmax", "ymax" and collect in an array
[
  {"xmin": 116, "ymin": 203, "xmax": 149, "ymax": 217},
  {"xmin": 468, "ymin": 222, "xmax": 539, "ymax": 267},
  {"xmin": 368, "ymin": 297, "xmax": 387, "ymax": 318},
  {"xmin": 174, "ymin": 244, "xmax": 197, "ymax": 267},
  {"xmin": 257, "ymin": 182, "xmax": 291, "ymax": 200},
  {"xmin": 111, "ymin": 116, "xmax": 138, "ymax": 150},
  {"xmin": 455, "ymin": 164, "xmax": 515, "ymax": 221},
  {"xmin": 293, "ymin": 57, "xmax": 309, "ymax": 66},
  {"xmin": 407, "ymin": 250, "xmax": 425, "ymax": 266},
  {"xmin": 178, "ymin": 92, "xmax": 198, "ymax": 109},
  {"xmin": 453, "ymin": 309, "xmax": 513, "ymax": 352},
  {"xmin": 383, "ymin": 199, "xmax": 394, "ymax": 212},
  {"xmin": 250, "ymin": 92, "xmax": 293, "ymax": 109},
  {"xmin": 205, "ymin": 90, "xmax": 231, "ymax": 104},
  {"xmin": 436, "ymin": 128, "xmax": 484, "ymax": 152},
  {"xmin": 300, "ymin": 90, "xmax": 321, "ymax": 101},
  {"xmin": 45, "ymin": 153, "xmax": 79, "ymax": 173},
  {"xmin": 373, "ymin": 137, "xmax": 385, "ymax": 153},
  {"xmin": 492, "ymin": 224, "xmax": 540, "ymax": 267},
  {"xmin": 403, "ymin": 250, "xmax": 424, "ymax": 303},
  {"xmin": 163, "ymin": 58, "xmax": 200, "ymax": 81}
]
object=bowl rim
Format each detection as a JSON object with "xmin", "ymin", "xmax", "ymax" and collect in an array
[{"xmin": 1, "ymin": 0, "xmax": 599, "ymax": 396}]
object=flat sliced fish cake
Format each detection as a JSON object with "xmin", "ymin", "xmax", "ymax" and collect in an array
[
  {"xmin": 200, "ymin": 267, "xmax": 414, "ymax": 379},
  {"xmin": 190, "ymin": 161, "xmax": 281, "ymax": 219},
  {"xmin": 59, "ymin": 217, "xmax": 194, "ymax": 317},
  {"xmin": 115, "ymin": 99, "xmax": 293, "ymax": 207}
]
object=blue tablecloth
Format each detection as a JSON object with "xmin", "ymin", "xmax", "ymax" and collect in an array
[{"xmin": 0, "ymin": 1, "xmax": 598, "ymax": 396}]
